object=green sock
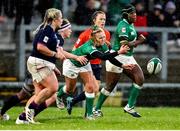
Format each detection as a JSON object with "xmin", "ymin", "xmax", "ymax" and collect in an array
[
  {"xmin": 128, "ymin": 84, "xmax": 141, "ymax": 108},
  {"xmin": 85, "ymin": 92, "xmax": 95, "ymax": 117},
  {"xmin": 86, "ymin": 97, "xmax": 94, "ymax": 116},
  {"xmin": 57, "ymin": 85, "xmax": 65, "ymax": 98},
  {"xmin": 95, "ymin": 88, "xmax": 110, "ymax": 110},
  {"xmin": 95, "ymin": 93, "xmax": 108, "ymax": 110}
]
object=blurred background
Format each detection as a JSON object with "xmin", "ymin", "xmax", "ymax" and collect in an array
[{"xmin": 0, "ymin": 0, "xmax": 180, "ymax": 107}]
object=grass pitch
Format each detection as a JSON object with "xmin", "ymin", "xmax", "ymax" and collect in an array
[{"xmin": 0, "ymin": 106, "xmax": 180, "ymax": 130}]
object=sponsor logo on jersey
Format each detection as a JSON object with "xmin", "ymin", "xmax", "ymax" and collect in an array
[
  {"xmin": 131, "ymin": 32, "xmax": 135, "ymax": 35},
  {"xmin": 122, "ymin": 27, "xmax": 126, "ymax": 33},
  {"xmin": 43, "ymin": 36, "xmax": 49, "ymax": 43}
]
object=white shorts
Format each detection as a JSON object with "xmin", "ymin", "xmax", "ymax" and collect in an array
[
  {"xmin": 63, "ymin": 59, "xmax": 92, "ymax": 79},
  {"xmin": 106, "ymin": 54, "xmax": 137, "ymax": 73},
  {"xmin": 27, "ymin": 56, "xmax": 56, "ymax": 83}
]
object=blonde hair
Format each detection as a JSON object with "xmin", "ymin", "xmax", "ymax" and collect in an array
[
  {"xmin": 91, "ymin": 27, "xmax": 104, "ymax": 42},
  {"xmin": 33, "ymin": 8, "xmax": 62, "ymax": 35}
]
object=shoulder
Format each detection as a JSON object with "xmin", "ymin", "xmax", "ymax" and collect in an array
[
  {"xmin": 103, "ymin": 28, "xmax": 110, "ymax": 36},
  {"xmin": 103, "ymin": 28, "xmax": 110, "ymax": 34},
  {"xmin": 117, "ymin": 20, "xmax": 128, "ymax": 28},
  {"xmin": 44, "ymin": 25, "xmax": 53, "ymax": 32},
  {"xmin": 85, "ymin": 40, "xmax": 95, "ymax": 49},
  {"xmin": 42, "ymin": 25, "xmax": 54, "ymax": 35},
  {"xmin": 116, "ymin": 20, "xmax": 129, "ymax": 33}
]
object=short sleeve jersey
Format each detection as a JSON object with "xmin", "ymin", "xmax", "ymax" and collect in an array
[
  {"xmin": 70, "ymin": 40, "xmax": 109, "ymax": 67},
  {"xmin": 74, "ymin": 28, "xmax": 111, "ymax": 64},
  {"xmin": 31, "ymin": 25, "xmax": 60, "ymax": 64},
  {"xmin": 56, "ymin": 33, "xmax": 64, "ymax": 47},
  {"xmin": 113, "ymin": 19, "xmax": 137, "ymax": 56}
]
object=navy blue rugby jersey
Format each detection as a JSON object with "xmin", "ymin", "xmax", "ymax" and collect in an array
[
  {"xmin": 31, "ymin": 25, "xmax": 61, "ymax": 64},
  {"xmin": 56, "ymin": 33, "xmax": 64, "ymax": 47}
]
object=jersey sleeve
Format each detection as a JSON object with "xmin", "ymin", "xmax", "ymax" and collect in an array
[
  {"xmin": 56, "ymin": 33, "xmax": 64, "ymax": 47},
  {"xmin": 90, "ymin": 50, "xmax": 118, "ymax": 60},
  {"xmin": 117, "ymin": 24, "xmax": 129, "ymax": 39},
  {"xmin": 38, "ymin": 26, "xmax": 52, "ymax": 46}
]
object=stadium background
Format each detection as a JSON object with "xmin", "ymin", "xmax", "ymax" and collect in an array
[{"xmin": 0, "ymin": 0, "xmax": 180, "ymax": 107}]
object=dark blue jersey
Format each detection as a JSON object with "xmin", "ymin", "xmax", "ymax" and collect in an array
[
  {"xmin": 31, "ymin": 25, "xmax": 59, "ymax": 64},
  {"xmin": 56, "ymin": 33, "xmax": 64, "ymax": 47}
]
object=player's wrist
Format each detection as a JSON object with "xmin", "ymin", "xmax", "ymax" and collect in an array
[{"xmin": 52, "ymin": 51, "xmax": 57, "ymax": 58}]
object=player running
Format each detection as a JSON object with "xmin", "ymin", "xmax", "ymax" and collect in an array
[
  {"xmin": 25, "ymin": 8, "xmax": 86, "ymax": 122},
  {"xmin": 0, "ymin": 18, "xmax": 74, "ymax": 122},
  {"xmin": 93, "ymin": 4, "xmax": 146, "ymax": 118}
]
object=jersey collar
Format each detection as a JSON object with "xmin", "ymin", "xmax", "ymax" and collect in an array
[{"xmin": 123, "ymin": 19, "xmax": 133, "ymax": 25}]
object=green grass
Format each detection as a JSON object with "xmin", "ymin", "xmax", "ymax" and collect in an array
[{"xmin": 0, "ymin": 106, "xmax": 180, "ymax": 130}]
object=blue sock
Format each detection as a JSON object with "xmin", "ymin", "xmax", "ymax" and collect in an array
[{"xmin": 72, "ymin": 91, "xmax": 86, "ymax": 106}]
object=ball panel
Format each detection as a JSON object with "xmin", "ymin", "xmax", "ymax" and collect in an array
[
  {"xmin": 154, "ymin": 62, "xmax": 162, "ymax": 74},
  {"xmin": 147, "ymin": 57, "xmax": 162, "ymax": 75},
  {"xmin": 147, "ymin": 61, "xmax": 154, "ymax": 74}
]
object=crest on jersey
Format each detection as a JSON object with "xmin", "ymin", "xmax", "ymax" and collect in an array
[
  {"xmin": 122, "ymin": 27, "xmax": 126, "ymax": 33},
  {"xmin": 131, "ymin": 32, "xmax": 135, "ymax": 35},
  {"xmin": 43, "ymin": 36, "xmax": 49, "ymax": 43}
]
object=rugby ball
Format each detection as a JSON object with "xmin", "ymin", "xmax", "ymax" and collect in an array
[{"xmin": 147, "ymin": 58, "xmax": 162, "ymax": 74}]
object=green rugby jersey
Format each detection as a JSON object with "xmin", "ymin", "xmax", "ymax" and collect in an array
[
  {"xmin": 70, "ymin": 40, "xmax": 109, "ymax": 67},
  {"xmin": 113, "ymin": 19, "xmax": 137, "ymax": 56}
]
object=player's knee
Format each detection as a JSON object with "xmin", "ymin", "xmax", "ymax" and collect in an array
[
  {"xmin": 134, "ymin": 74, "xmax": 144, "ymax": 87},
  {"xmin": 85, "ymin": 83, "xmax": 94, "ymax": 93},
  {"xmin": 105, "ymin": 83, "xmax": 117, "ymax": 92},
  {"xmin": 94, "ymin": 86, "xmax": 99, "ymax": 94}
]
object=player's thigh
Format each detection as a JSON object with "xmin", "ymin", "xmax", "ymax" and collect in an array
[
  {"xmin": 40, "ymin": 71, "xmax": 59, "ymax": 93},
  {"xmin": 79, "ymin": 71, "xmax": 95, "ymax": 93},
  {"xmin": 105, "ymin": 71, "xmax": 120, "ymax": 92},
  {"xmin": 123, "ymin": 64, "xmax": 144, "ymax": 85}
]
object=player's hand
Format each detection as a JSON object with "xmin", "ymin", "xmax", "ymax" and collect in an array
[
  {"xmin": 56, "ymin": 47, "xmax": 66, "ymax": 61},
  {"xmin": 118, "ymin": 44, "xmax": 130, "ymax": 54},
  {"xmin": 138, "ymin": 34, "xmax": 146, "ymax": 43},
  {"xmin": 56, "ymin": 52, "xmax": 66, "ymax": 61},
  {"xmin": 122, "ymin": 64, "xmax": 135, "ymax": 70},
  {"xmin": 128, "ymin": 34, "xmax": 146, "ymax": 47},
  {"xmin": 76, "ymin": 56, "xmax": 88, "ymax": 65},
  {"xmin": 54, "ymin": 67, "xmax": 61, "ymax": 76}
]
